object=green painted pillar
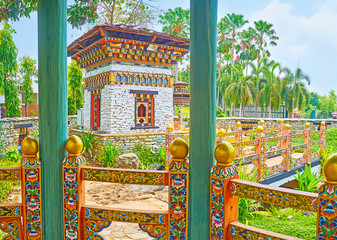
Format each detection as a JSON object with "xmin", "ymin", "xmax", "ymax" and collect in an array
[
  {"xmin": 38, "ymin": 0, "xmax": 67, "ymax": 239},
  {"xmin": 189, "ymin": 0, "xmax": 218, "ymax": 239}
]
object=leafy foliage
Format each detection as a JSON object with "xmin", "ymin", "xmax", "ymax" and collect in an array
[
  {"xmin": 68, "ymin": 61, "xmax": 84, "ymax": 115},
  {"xmin": 294, "ymin": 164, "xmax": 323, "ymax": 192},
  {"xmin": 20, "ymin": 56, "xmax": 37, "ymax": 116},
  {"xmin": 0, "ymin": 123, "xmax": 5, "ymax": 159},
  {"xmin": 80, "ymin": 131, "xmax": 96, "ymax": 157},
  {"xmin": 159, "ymin": 7, "xmax": 190, "ymax": 38},
  {"xmin": 4, "ymin": 146, "xmax": 21, "ymax": 162},
  {"xmin": 0, "ymin": 0, "xmax": 37, "ymax": 22},
  {"xmin": 132, "ymin": 143, "xmax": 165, "ymax": 167},
  {"xmin": 99, "ymin": 142, "xmax": 123, "ymax": 168},
  {"xmin": 0, "ymin": 21, "xmax": 21, "ymax": 117},
  {"xmin": 67, "ymin": 0, "xmax": 158, "ymax": 29}
]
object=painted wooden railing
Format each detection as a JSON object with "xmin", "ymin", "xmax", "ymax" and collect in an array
[
  {"xmin": 62, "ymin": 135, "xmax": 189, "ymax": 239},
  {"xmin": 166, "ymin": 120, "xmax": 327, "ymax": 180},
  {"xmin": 0, "ymin": 137, "xmax": 42, "ymax": 239},
  {"xmin": 210, "ymin": 141, "xmax": 337, "ymax": 240}
]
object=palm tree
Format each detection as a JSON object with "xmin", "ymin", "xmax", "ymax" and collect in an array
[
  {"xmin": 225, "ymin": 64, "xmax": 255, "ymax": 117},
  {"xmin": 260, "ymin": 61, "xmax": 283, "ymax": 118},
  {"xmin": 248, "ymin": 57, "xmax": 268, "ymax": 117},
  {"xmin": 159, "ymin": 7, "xmax": 190, "ymax": 38},
  {"xmin": 283, "ymin": 67, "xmax": 311, "ymax": 118},
  {"xmin": 254, "ymin": 20, "xmax": 279, "ymax": 63}
]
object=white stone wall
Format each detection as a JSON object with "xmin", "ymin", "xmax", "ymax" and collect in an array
[
  {"xmin": 85, "ymin": 63, "xmax": 173, "ymax": 78},
  {"xmin": 96, "ymin": 84, "xmax": 173, "ymax": 133},
  {"xmin": 83, "ymin": 90, "xmax": 91, "ymax": 130}
]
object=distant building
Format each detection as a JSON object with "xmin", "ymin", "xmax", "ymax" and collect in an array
[
  {"xmin": 332, "ymin": 112, "xmax": 337, "ymax": 119},
  {"xmin": 67, "ymin": 24, "xmax": 189, "ymax": 133}
]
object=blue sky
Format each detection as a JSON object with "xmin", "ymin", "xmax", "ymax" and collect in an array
[{"xmin": 9, "ymin": 0, "xmax": 337, "ymax": 95}]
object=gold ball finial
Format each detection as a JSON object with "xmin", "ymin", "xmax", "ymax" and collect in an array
[
  {"xmin": 284, "ymin": 124, "xmax": 291, "ymax": 130},
  {"xmin": 21, "ymin": 137, "xmax": 39, "ymax": 157},
  {"xmin": 305, "ymin": 122, "xmax": 310, "ymax": 128},
  {"xmin": 65, "ymin": 135, "xmax": 84, "ymax": 157},
  {"xmin": 169, "ymin": 138, "xmax": 188, "ymax": 159},
  {"xmin": 280, "ymin": 119, "xmax": 285, "ymax": 124},
  {"xmin": 323, "ymin": 153, "xmax": 337, "ymax": 184},
  {"xmin": 256, "ymin": 126, "xmax": 264, "ymax": 133},
  {"xmin": 236, "ymin": 121, "xmax": 242, "ymax": 128},
  {"xmin": 218, "ymin": 128, "xmax": 226, "ymax": 137},
  {"xmin": 260, "ymin": 120, "xmax": 265, "ymax": 125},
  {"xmin": 214, "ymin": 142, "xmax": 235, "ymax": 166},
  {"xmin": 321, "ymin": 122, "xmax": 326, "ymax": 127},
  {"xmin": 167, "ymin": 125, "xmax": 173, "ymax": 132}
]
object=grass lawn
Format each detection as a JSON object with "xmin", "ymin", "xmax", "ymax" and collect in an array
[{"xmin": 246, "ymin": 210, "xmax": 317, "ymax": 239}]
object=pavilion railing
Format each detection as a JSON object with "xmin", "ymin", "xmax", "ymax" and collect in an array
[
  {"xmin": 166, "ymin": 120, "xmax": 327, "ymax": 181},
  {"xmin": 209, "ymin": 141, "xmax": 336, "ymax": 240},
  {"xmin": 62, "ymin": 135, "xmax": 189, "ymax": 239},
  {"xmin": 0, "ymin": 137, "xmax": 42, "ymax": 239}
]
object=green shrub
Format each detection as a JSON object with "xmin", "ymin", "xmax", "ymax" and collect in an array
[
  {"xmin": 132, "ymin": 143, "xmax": 165, "ymax": 167},
  {"xmin": 294, "ymin": 164, "xmax": 323, "ymax": 192},
  {"xmin": 238, "ymin": 163, "xmax": 261, "ymax": 222},
  {"xmin": 0, "ymin": 159, "xmax": 20, "ymax": 203},
  {"xmin": 80, "ymin": 130, "xmax": 96, "ymax": 157},
  {"xmin": 4, "ymin": 147, "xmax": 21, "ymax": 163},
  {"xmin": 0, "ymin": 124, "xmax": 5, "ymax": 160},
  {"xmin": 99, "ymin": 142, "xmax": 123, "ymax": 168}
]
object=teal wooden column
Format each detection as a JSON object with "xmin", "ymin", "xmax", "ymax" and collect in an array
[
  {"xmin": 189, "ymin": 0, "xmax": 218, "ymax": 239},
  {"xmin": 38, "ymin": 0, "xmax": 67, "ymax": 239}
]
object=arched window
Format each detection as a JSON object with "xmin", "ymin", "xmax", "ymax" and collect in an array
[
  {"xmin": 122, "ymin": 75, "xmax": 128, "ymax": 82},
  {"xmin": 141, "ymin": 77, "xmax": 146, "ymax": 83},
  {"xmin": 138, "ymin": 104, "xmax": 146, "ymax": 119},
  {"xmin": 135, "ymin": 76, "xmax": 140, "ymax": 83},
  {"xmin": 153, "ymin": 77, "xmax": 157, "ymax": 84},
  {"xmin": 129, "ymin": 76, "xmax": 134, "ymax": 83},
  {"xmin": 147, "ymin": 77, "xmax": 152, "ymax": 84},
  {"xmin": 116, "ymin": 75, "xmax": 121, "ymax": 82}
]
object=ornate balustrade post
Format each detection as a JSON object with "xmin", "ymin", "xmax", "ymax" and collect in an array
[
  {"xmin": 210, "ymin": 142, "xmax": 238, "ymax": 240},
  {"xmin": 235, "ymin": 122, "xmax": 243, "ymax": 157},
  {"xmin": 165, "ymin": 125, "xmax": 175, "ymax": 171},
  {"xmin": 304, "ymin": 122, "xmax": 312, "ymax": 164},
  {"xmin": 168, "ymin": 138, "xmax": 189, "ymax": 239},
  {"xmin": 283, "ymin": 124, "xmax": 292, "ymax": 171},
  {"xmin": 278, "ymin": 119, "xmax": 285, "ymax": 148},
  {"xmin": 255, "ymin": 126, "xmax": 265, "ymax": 180},
  {"xmin": 260, "ymin": 120, "xmax": 267, "ymax": 152},
  {"xmin": 320, "ymin": 122, "xmax": 326, "ymax": 152},
  {"xmin": 216, "ymin": 129, "xmax": 227, "ymax": 145},
  {"xmin": 21, "ymin": 137, "xmax": 43, "ymax": 239},
  {"xmin": 62, "ymin": 135, "xmax": 85, "ymax": 240},
  {"xmin": 317, "ymin": 153, "xmax": 337, "ymax": 239}
]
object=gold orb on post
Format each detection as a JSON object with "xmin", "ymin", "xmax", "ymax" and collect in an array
[
  {"xmin": 218, "ymin": 128, "xmax": 226, "ymax": 138},
  {"xmin": 169, "ymin": 138, "xmax": 188, "ymax": 159},
  {"xmin": 280, "ymin": 119, "xmax": 285, "ymax": 124},
  {"xmin": 323, "ymin": 153, "xmax": 337, "ymax": 184},
  {"xmin": 21, "ymin": 137, "xmax": 39, "ymax": 157},
  {"xmin": 260, "ymin": 120, "xmax": 265, "ymax": 125},
  {"xmin": 321, "ymin": 122, "xmax": 326, "ymax": 127},
  {"xmin": 65, "ymin": 135, "xmax": 83, "ymax": 157},
  {"xmin": 236, "ymin": 122, "xmax": 242, "ymax": 128},
  {"xmin": 214, "ymin": 142, "xmax": 235, "ymax": 166},
  {"xmin": 284, "ymin": 124, "xmax": 291, "ymax": 131},
  {"xmin": 167, "ymin": 125, "xmax": 173, "ymax": 132},
  {"xmin": 256, "ymin": 126, "xmax": 264, "ymax": 134},
  {"xmin": 305, "ymin": 122, "xmax": 310, "ymax": 129}
]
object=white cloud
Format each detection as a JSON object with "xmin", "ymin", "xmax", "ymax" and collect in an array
[{"xmin": 248, "ymin": 0, "xmax": 337, "ymax": 94}]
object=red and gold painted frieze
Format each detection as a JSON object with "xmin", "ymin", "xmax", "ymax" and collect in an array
[
  {"xmin": 71, "ymin": 38, "xmax": 188, "ymax": 70},
  {"xmin": 82, "ymin": 167, "xmax": 168, "ymax": 185},
  {"xmin": 84, "ymin": 70, "xmax": 174, "ymax": 90},
  {"xmin": 230, "ymin": 179, "xmax": 318, "ymax": 212},
  {"xmin": 0, "ymin": 167, "xmax": 21, "ymax": 181}
]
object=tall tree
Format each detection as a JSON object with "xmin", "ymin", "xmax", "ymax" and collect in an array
[
  {"xmin": 0, "ymin": 21, "xmax": 21, "ymax": 117},
  {"xmin": 224, "ymin": 64, "xmax": 255, "ymax": 117},
  {"xmin": 67, "ymin": 0, "xmax": 158, "ymax": 29},
  {"xmin": 283, "ymin": 67, "xmax": 311, "ymax": 118},
  {"xmin": 260, "ymin": 61, "xmax": 282, "ymax": 118},
  {"xmin": 68, "ymin": 61, "xmax": 84, "ymax": 115},
  {"xmin": 0, "ymin": 0, "xmax": 37, "ymax": 22},
  {"xmin": 159, "ymin": 7, "xmax": 190, "ymax": 38},
  {"xmin": 20, "ymin": 56, "xmax": 37, "ymax": 117},
  {"xmin": 254, "ymin": 20, "xmax": 279, "ymax": 63}
]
